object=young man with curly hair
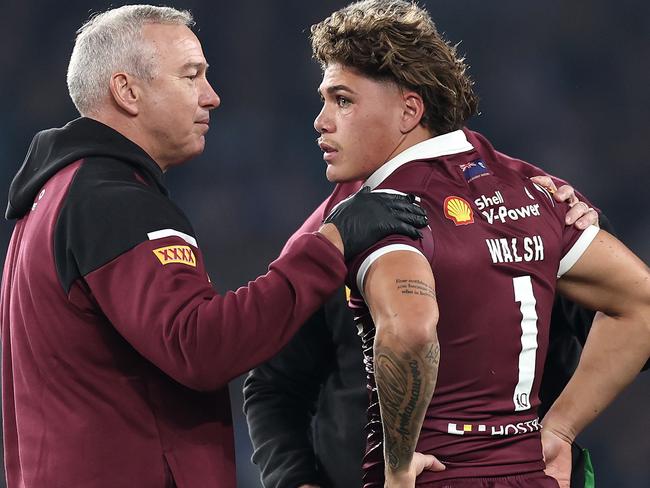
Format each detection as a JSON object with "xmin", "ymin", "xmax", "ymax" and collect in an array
[{"xmin": 287, "ymin": 1, "xmax": 649, "ymax": 487}]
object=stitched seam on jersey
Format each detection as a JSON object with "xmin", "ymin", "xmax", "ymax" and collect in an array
[
  {"xmin": 557, "ymin": 225, "xmax": 599, "ymax": 277},
  {"xmin": 364, "ymin": 130, "xmax": 474, "ymax": 189},
  {"xmin": 148, "ymin": 229, "xmax": 197, "ymax": 247},
  {"xmin": 356, "ymin": 244, "xmax": 425, "ymax": 299}
]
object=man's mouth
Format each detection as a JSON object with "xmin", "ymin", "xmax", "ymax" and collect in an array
[{"xmin": 318, "ymin": 140, "xmax": 338, "ymax": 161}]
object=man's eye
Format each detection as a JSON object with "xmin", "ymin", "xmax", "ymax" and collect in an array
[
  {"xmin": 337, "ymin": 96, "xmax": 351, "ymax": 107},
  {"xmin": 186, "ymin": 74, "xmax": 198, "ymax": 81}
]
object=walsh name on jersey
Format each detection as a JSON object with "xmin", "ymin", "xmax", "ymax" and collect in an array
[{"xmin": 485, "ymin": 235, "xmax": 545, "ymax": 264}]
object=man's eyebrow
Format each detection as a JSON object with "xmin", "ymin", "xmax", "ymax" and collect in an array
[
  {"xmin": 317, "ymin": 84, "xmax": 357, "ymax": 95},
  {"xmin": 182, "ymin": 61, "xmax": 209, "ymax": 71}
]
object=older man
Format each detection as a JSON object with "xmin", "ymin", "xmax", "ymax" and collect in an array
[{"xmin": 0, "ymin": 5, "xmax": 427, "ymax": 488}]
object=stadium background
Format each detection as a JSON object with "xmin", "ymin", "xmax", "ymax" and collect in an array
[{"xmin": 1, "ymin": 1, "xmax": 648, "ymax": 486}]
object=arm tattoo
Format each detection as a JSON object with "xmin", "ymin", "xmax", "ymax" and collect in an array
[
  {"xmin": 375, "ymin": 340, "xmax": 439, "ymax": 473},
  {"xmin": 395, "ymin": 279, "xmax": 436, "ymax": 299}
]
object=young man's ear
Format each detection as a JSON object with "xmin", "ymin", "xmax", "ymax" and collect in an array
[
  {"xmin": 108, "ymin": 72, "xmax": 141, "ymax": 116},
  {"xmin": 400, "ymin": 91, "xmax": 425, "ymax": 133}
]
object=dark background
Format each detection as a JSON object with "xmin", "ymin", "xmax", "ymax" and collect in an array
[{"xmin": 1, "ymin": 1, "xmax": 648, "ymax": 487}]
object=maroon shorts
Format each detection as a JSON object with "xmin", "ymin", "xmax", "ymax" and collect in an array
[{"xmin": 423, "ymin": 471, "xmax": 560, "ymax": 488}]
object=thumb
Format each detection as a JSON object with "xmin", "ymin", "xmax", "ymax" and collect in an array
[{"xmin": 417, "ymin": 453, "xmax": 446, "ymax": 472}]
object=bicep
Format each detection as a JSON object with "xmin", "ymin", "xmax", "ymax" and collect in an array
[
  {"xmin": 363, "ymin": 250, "xmax": 438, "ymax": 340},
  {"xmin": 557, "ymin": 229, "xmax": 650, "ymax": 318}
]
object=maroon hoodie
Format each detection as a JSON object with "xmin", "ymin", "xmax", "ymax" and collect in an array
[{"xmin": 0, "ymin": 117, "xmax": 345, "ymax": 487}]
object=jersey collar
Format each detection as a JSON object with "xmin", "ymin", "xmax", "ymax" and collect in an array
[{"xmin": 364, "ymin": 129, "xmax": 474, "ymax": 189}]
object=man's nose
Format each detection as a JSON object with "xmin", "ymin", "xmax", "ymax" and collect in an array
[
  {"xmin": 314, "ymin": 106, "xmax": 333, "ymax": 133},
  {"xmin": 201, "ymin": 80, "xmax": 220, "ymax": 109}
]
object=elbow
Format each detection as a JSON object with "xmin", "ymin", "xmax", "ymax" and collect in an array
[
  {"xmin": 375, "ymin": 313, "xmax": 438, "ymax": 352},
  {"xmin": 167, "ymin": 365, "xmax": 230, "ymax": 392}
]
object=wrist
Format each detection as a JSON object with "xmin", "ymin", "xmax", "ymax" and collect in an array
[
  {"xmin": 384, "ymin": 468, "xmax": 415, "ymax": 486},
  {"xmin": 541, "ymin": 412, "xmax": 577, "ymax": 444}
]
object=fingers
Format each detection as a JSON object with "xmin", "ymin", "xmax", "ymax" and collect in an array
[
  {"xmin": 553, "ymin": 184, "xmax": 579, "ymax": 206},
  {"xmin": 376, "ymin": 194, "xmax": 427, "ymax": 216},
  {"xmin": 388, "ymin": 199, "xmax": 427, "ymax": 218},
  {"xmin": 392, "ymin": 210, "xmax": 428, "ymax": 229},
  {"xmin": 414, "ymin": 452, "xmax": 446, "ymax": 473},
  {"xmin": 564, "ymin": 201, "xmax": 598, "ymax": 228},
  {"xmin": 530, "ymin": 175, "xmax": 557, "ymax": 193},
  {"xmin": 392, "ymin": 222, "xmax": 423, "ymax": 240},
  {"xmin": 574, "ymin": 208, "xmax": 599, "ymax": 229}
]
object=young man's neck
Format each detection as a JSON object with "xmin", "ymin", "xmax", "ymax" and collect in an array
[{"xmin": 388, "ymin": 124, "xmax": 435, "ymax": 163}]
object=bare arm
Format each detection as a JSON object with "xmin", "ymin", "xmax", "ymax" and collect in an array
[
  {"xmin": 363, "ymin": 250, "xmax": 440, "ymax": 486},
  {"xmin": 544, "ymin": 230, "xmax": 650, "ymax": 440}
]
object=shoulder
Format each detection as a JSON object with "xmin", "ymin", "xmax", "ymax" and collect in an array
[{"xmin": 56, "ymin": 156, "xmax": 196, "ymax": 283}]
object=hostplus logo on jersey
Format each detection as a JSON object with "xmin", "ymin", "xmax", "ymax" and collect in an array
[
  {"xmin": 475, "ymin": 190, "xmax": 541, "ymax": 224},
  {"xmin": 447, "ymin": 417, "xmax": 541, "ymax": 436}
]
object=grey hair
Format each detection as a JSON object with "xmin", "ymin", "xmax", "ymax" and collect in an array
[{"xmin": 66, "ymin": 4, "xmax": 194, "ymax": 115}]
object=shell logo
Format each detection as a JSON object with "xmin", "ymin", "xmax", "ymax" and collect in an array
[{"xmin": 444, "ymin": 196, "xmax": 474, "ymax": 225}]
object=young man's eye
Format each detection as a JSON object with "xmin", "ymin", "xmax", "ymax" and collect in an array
[{"xmin": 337, "ymin": 96, "xmax": 351, "ymax": 107}]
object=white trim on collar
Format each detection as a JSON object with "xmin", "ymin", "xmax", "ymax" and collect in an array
[{"xmin": 364, "ymin": 130, "xmax": 474, "ymax": 189}]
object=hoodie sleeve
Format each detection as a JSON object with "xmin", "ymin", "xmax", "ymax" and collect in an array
[
  {"xmin": 243, "ymin": 304, "xmax": 333, "ymax": 488},
  {"xmin": 56, "ymin": 158, "xmax": 346, "ymax": 391}
]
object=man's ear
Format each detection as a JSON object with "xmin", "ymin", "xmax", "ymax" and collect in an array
[
  {"xmin": 400, "ymin": 91, "xmax": 425, "ymax": 134},
  {"xmin": 108, "ymin": 72, "xmax": 141, "ymax": 116}
]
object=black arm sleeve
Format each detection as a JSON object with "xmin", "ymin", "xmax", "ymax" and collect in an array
[{"xmin": 243, "ymin": 301, "xmax": 335, "ymax": 488}]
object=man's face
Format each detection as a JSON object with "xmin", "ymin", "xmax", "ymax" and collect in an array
[
  {"xmin": 137, "ymin": 23, "xmax": 220, "ymax": 169},
  {"xmin": 314, "ymin": 63, "xmax": 406, "ymax": 183}
]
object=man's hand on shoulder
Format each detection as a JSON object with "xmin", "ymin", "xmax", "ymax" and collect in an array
[
  {"xmin": 529, "ymin": 175, "xmax": 598, "ymax": 229},
  {"xmin": 319, "ymin": 187, "xmax": 427, "ymax": 260}
]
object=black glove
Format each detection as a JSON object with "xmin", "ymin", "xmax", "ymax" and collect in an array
[{"xmin": 323, "ymin": 187, "xmax": 428, "ymax": 261}]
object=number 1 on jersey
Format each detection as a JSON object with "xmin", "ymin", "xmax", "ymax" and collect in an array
[{"xmin": 512, "ymin": 275, "xmax": 539, "ymax": 411}]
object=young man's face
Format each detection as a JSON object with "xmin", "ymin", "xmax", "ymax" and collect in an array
[
  {"xmin": 315, "ymin": 63, "xmax": 408, "ymax": 183},
  {"xmin": 136, "ymin": 23, "xmax": 220, "ymax": 170}
]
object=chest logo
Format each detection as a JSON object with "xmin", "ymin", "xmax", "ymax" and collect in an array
[
  {"xmin": 153, "ymin": 245, "xmax": 197, "ymax": 267},
  {"xmin": 444, "ymin": 196, "xmax": 474, "ymax": 225}
]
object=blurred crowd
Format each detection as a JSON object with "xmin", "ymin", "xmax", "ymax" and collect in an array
[{"xmin": 0, "ymin": 1, "xmax": 648, "ymax": 487}]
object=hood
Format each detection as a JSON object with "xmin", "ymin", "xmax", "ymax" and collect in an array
[{"xmin": 6, "ymin": 117, "xmax": 166, "ymax": 219}]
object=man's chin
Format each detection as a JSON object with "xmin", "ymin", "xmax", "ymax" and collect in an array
[{"xmin": 325, "ymin": 165, "xmax": 352, "ymax": 183}]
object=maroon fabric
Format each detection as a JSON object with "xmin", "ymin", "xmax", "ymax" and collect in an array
[
  {"xmin": 303, "ymin": 129, "xmax": 590, "ymax": 487},
  {"xmin": 1, "ymin": 157, "xmax": 346, "ymax": 487},
  {"xmin": 423, "ymin": 471, "xmax": 560, "ymax": 487}
]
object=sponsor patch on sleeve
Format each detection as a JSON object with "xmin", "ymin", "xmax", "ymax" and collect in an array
[{"xmin": 153, "ymin": 245, "xmax": 197, "ymax": 267}]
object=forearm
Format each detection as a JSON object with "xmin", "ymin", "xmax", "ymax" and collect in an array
[
  {"xmin": 375, "ymin": 329, "xmax": 439, "ymax": 478},
  {"xmin": 543, "ymin": 311, "xmax": 650, "ymax": 441}
]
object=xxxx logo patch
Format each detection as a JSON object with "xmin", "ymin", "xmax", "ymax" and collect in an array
[{"xmin": 153, "ymin": 245, "xmax": 196, "ymax": 267}]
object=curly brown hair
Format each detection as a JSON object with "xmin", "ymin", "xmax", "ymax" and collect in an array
[{"xmin": 310, "ymin": 0, "xmax": 478, "ymax": 135}]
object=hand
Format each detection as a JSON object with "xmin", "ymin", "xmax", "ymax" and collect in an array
[
  {"xmin": 321, "ymin": 187, "xmax": 428, "ymax": 260},
  {"xmin": 529, "ymin": 175, "xmax": 598, "ymax": 229},
  {"xmin": 384, "ymin": 452, "xmax": 445, "ymax": 487},
  {"xmin": 541, "ymin": 428, "xmax": 572, "ymax": 488}
]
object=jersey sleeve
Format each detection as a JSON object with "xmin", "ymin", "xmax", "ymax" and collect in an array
[
  {"xmin": 557, "ymin": 224, "xmax": 599, "ymax": 277},
  {"xmin": 548, "ymin": 193, "xmax": 599, "ymax": 278},
  {"xmin": 346, "ymin": 189, "xmax": 434, "ymax": 299},
  {"xmin": 57, "ymin": 166, "xmax": 346, "ymax": 391}
]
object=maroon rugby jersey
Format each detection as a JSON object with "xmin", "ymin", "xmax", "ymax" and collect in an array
[{"xmin": 340, "ymin": 129, "xmax": 598, "ymax": 486}]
